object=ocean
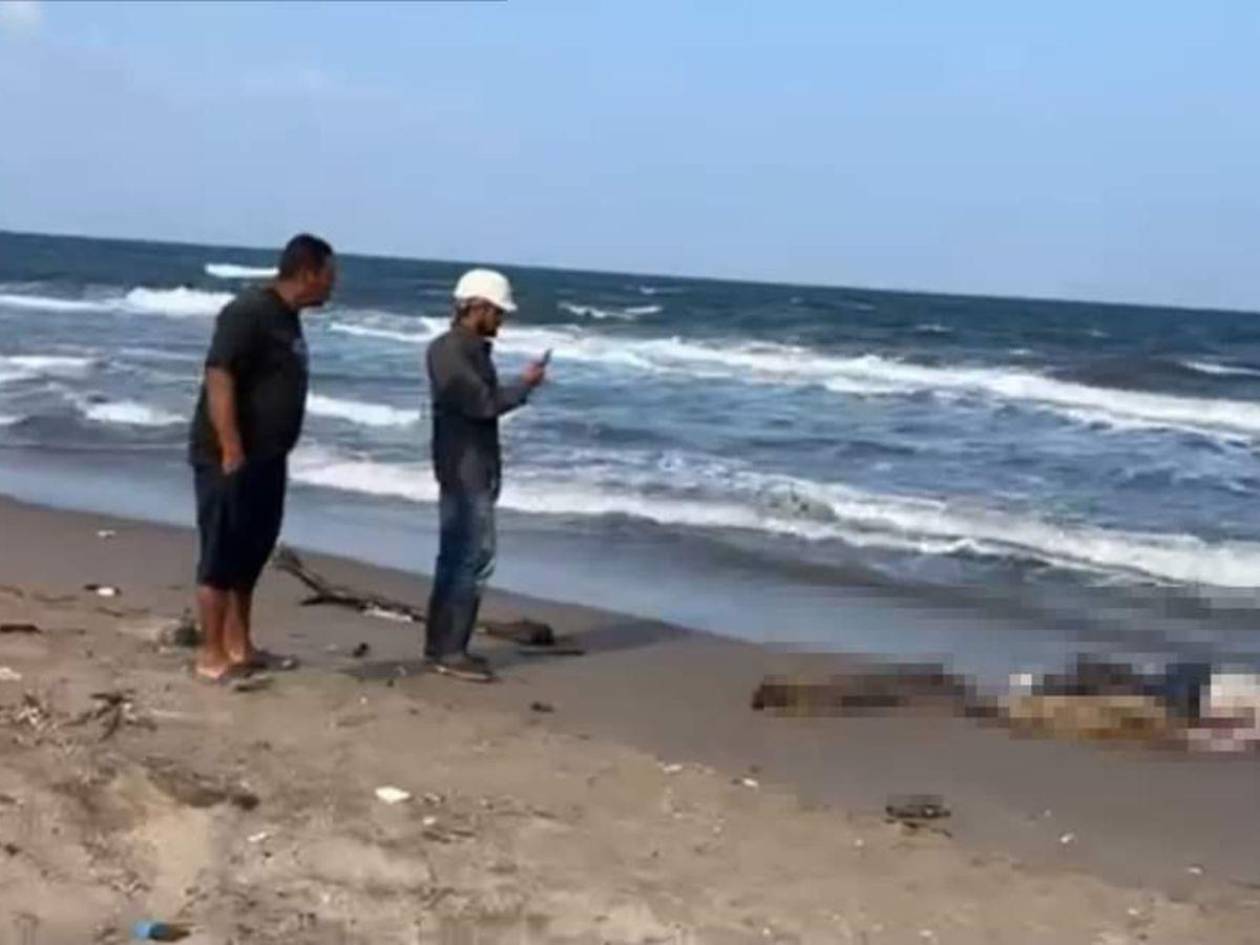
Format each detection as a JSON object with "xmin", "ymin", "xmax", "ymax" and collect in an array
[{"xmin": 3, "ymin": 229, "xmax": 1260, "ymax": 681}]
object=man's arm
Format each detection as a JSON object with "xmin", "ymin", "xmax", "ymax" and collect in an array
[
  {"xmin": 205, "ymin": 367, "xmax": 245, "ymax": 473},
  {"xmin": 429, "ymin": 341, "xmax": 540, "ymax": 420},
  {"xmin": 203, "ymin": 303, "xmax": 254, "ymax": 472}
]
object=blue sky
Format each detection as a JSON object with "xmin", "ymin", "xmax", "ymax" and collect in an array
[{"xmin": 0, "ymin": 1, "xmax": 1256, "ymax": 309}]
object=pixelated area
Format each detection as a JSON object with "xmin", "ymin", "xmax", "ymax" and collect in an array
[{"xmin": 753, "ymin": 657, "xmax": 1260, "ymax": 752}]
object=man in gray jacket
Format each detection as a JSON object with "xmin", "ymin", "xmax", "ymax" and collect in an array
[{"xmin": 425, "ymin": 269, "xmax": 546, "ymax": 681}]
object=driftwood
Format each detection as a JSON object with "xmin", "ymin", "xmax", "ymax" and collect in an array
[
  {"xmin": 0, "ymin": 623, "xmax": 41, "ymax": 635},
  {"xmin": 68, "ymin": 689, "xmax": 155, "ymax": 741},
  {"xmin": 272, "ymin": 546, "xmax": 581, "ymax": 653},
  {"xmin": 273, "ymin": 546, "xmax": 425, "ymax": 620}
]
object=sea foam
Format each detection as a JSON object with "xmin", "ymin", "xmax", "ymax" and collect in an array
[
  {"xmin": 205, "ymin": 262, "xmax": 279, "ymax": 279},
  {"xmin": 307, "ymin": 394, "xmax": 420, "ymax": 428},
  {"xmin": 289, "ymin": 444, "xmax": 1260, "ymax": 589}
]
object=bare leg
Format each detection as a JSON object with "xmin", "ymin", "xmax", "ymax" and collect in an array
[
  {"xmin": 195, "ymin": 585, "xmax": 233, "ymax": 679},
  {"xmin": 224, "ymin": 588, "xmax": 255, "ymax": 666}
]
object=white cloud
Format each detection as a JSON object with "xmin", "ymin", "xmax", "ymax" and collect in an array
[{"xmin": 0, "ymin": 0, "xmax": 42, "ymax": 34}]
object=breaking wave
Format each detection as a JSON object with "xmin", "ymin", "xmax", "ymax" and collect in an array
[
  {"xmin": 205, "ymin": 262, "xmax": 278, "ymax": 280},
  {"xmin": 307, "ymin": 394, "xmax": 420, "ymax": 428},
  {"xmin": 559, "ymin": 301, "xmax": 662, "ymax": 321},
  {"xmin": 78, "ymin": 398, "xmax": 183, "ymax": 427},
  {"xmin": 120, "ymin": 287, "xmax": 232, "ymax": 318},
  {"xmin": 328, "ymin": 322, "xmax": 429, "ymax": 345},
  {"xmin": 1182, "ymin": 360, "xmax": 1260, "ymax": 378},
  {"xmin": 0, "ymin": 355, "xmax": 96, "ymax": 378},
  {"xmin": 320, "ymin": 310, "xmax": 1260, "ymax": 441},
  {"xmin": 0, "ymin": 292, "xmax": 109, "ymax": 314},
  {"xmin": 289, "ymin": 445, "xmax": 1260, "ymax": 588},
  {"xmin": 0, "ymin": 286, "xmax": 232, "ymax": 319}
]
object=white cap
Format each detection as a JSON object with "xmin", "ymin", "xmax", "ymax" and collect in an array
[{"xmin": 453, "ymin": 268, "xmax": 517, "ymax": 313}]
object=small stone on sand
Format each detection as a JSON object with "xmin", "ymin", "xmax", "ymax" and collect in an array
[{"xmin": 375, "ymin": 786, "xmax": 411, "ymax": 805}]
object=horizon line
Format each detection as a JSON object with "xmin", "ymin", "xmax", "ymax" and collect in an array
[{"xmin": 1, "ymin": 225, "xmax": 1254, "ymax": 319}]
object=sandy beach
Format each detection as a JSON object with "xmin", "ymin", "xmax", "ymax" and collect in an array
[{"xmin": 2, "ymin": 494, "xmax": 1259, "ymax": 944}]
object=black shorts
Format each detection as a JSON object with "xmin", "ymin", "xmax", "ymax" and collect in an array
[{"xmin": 194, "ymin": 457, "xmax": 288, "ymax": 591}]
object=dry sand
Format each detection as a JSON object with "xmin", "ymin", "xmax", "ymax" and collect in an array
[{"xmin": 2, "ymin": 496, "xmax": 1259, "ymax": 944}]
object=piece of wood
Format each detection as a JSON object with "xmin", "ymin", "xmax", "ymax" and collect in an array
[
  {"xmin": 271, "ymin": 546, "xmax": 580, "ymax": 653},
  {"xmin": 273, "ymin": 546, "xmax": 421, "ymax": 618}
]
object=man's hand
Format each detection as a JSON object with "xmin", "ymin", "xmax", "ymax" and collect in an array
[
  {"xmin": 522, "ymin": 360, "xmax": 547, "ymax": 388},
  {"xmin": 221, "ymin": 446, "xmax": 245, "ymax": 476},
  {"xmin": 205, "ymin": 366, "xmax": 246, "ymax": 475}
]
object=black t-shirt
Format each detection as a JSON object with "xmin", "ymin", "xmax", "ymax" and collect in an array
[{"xmin": 188, "ymin": 288, "xmax": 309, "ymax": 466}]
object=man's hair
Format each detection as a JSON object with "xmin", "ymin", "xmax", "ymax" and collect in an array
[{"xmin": 277, "ymin": 233, "xmax": 334, "ymax": 279}]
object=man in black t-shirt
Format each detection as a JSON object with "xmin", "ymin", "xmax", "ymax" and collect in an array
[{"xmin": 189, "ymin": 234, "xmax": 336, "ymax": 682}]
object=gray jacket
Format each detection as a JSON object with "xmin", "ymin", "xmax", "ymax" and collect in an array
[{"xmin": 426, "ymin": 325, "xmax": 530, "ymax": 494}]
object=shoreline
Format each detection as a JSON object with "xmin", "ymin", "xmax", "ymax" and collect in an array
[
  {"xmin": 7, "ymin": 447, "xmax": 1253, "ymax": 690},
  {"xmin": 0, "ymin": 496, "xmax": 1254, "ymax": 902}
]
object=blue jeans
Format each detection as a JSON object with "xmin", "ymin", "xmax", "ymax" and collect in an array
[{"xmin": 425, "ymin": 489, "xmax": 497, "ymax": 659}]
